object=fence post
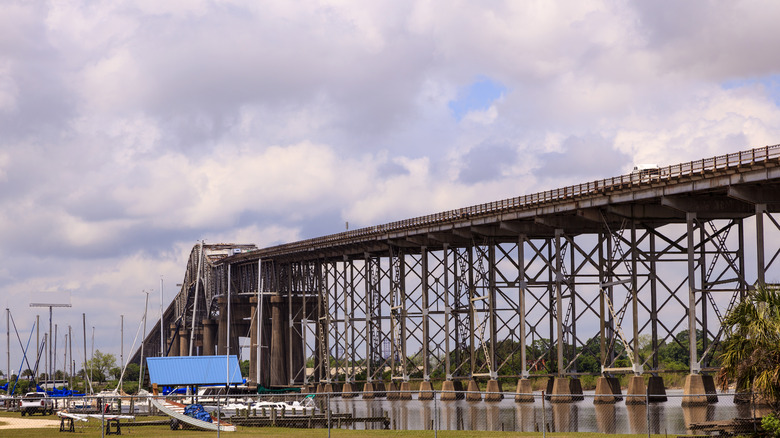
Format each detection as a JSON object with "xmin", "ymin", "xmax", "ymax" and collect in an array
[
  {"xmin": 101, "ymin": 395, "xmax": 105, "ymax": 438},
  {"xmin": 217, "ymin": 395, "xmax": 221, "ymax": 438},
  {"xmin": 434, "ymin": 387, "xmax": 438, "ymax": 438},
  {"xmin": 541, "ymin": 390, "xmax": 546, "ymax": 438},
  {"xmin": 646, "ymin": 383, "xmax": 650, "ymax": 438}
]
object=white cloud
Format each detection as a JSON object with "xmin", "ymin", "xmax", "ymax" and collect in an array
[{"xmin": 2, "ymin": 0, "xmax": 780, "ymax": 369}]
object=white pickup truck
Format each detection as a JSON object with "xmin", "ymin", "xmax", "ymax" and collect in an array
[{"xmin": 19, "ymin": 391, "xmax": 55, "ymax": 416}]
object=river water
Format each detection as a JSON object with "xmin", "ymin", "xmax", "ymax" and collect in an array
[{"xmin": 323, "ymin": 390, "xmax": 764, "ymax": 434}]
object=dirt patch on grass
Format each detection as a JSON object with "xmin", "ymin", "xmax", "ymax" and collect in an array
[{"xmin": 0, "ymin": 417, "xmax": 60, "ymax": 429}]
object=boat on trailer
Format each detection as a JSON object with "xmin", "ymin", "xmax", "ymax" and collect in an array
[{"xmin": 150, "ymin": 396, "xmax": 236, "ymax": 431}]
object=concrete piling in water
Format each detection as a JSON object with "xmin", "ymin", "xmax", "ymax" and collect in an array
[
  {"xmin": 648, "ymin": 375, "xmax": 667, "ymax": 402},
  {"xmin": 626, "ymin": 376, "xmax": 647, "ymax": 405},
  {"xmin": 440, "ymin": 380, "xmax": 463, "ymax": 401},
  {"xmin": 550, "ymin": 377, "xmax": 583, "ymax": 403},
  {"xmin": 398, "ymin": 381, "xmax": 412, "ymax": 400},
  {"xmin": 386, "ymin": 381, "xmax": 399, "ymax": 400},
  {"xmin": 682, "ymin": 374, "xmax": 708, "ymax": 406},
  {"xmin": 418, "ymin": 381, "xmax": 434, "ymax": 400},
  {"xmin": 465, "ymin": 379, "xmax": 482, "ymax": 401},
  {"xmin": 702, "ymin": 374, "xmax": 719, "ymax": 403},
  {"xmin": 342, "ymin": 382, "xmax": 356, "ymax": 398},
  {"xmin": 514, "ymin": 378, "xmax": 534, "ymax": 403},
  {"xmin": 362, "ymin": 381, "xmax": 375, "ymax": 399},
  {"xmin": 484, "ymin": 379, "xmax": 503, "ymax": 402},
  {"xmin": 594, "ymin": 376, "xmax": 622, "ymax": 404}
]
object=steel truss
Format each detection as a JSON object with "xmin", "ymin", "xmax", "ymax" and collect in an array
[{"xmin": 252, "ymin": 214, "xmax": 773, "ymax": 386}]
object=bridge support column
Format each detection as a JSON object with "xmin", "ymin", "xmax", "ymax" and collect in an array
[
  {"xmin": 269, "ymin": 295, "xmax": 286, "ymax": 387},
  {"xmin": 682, "ymin": 374, "xmax": 708, "ymax": 406},
  {"xmin": 362, "ymin": 381, "xmax": 375, "ymax": 399},
  {"xmin": 342, "ymin": 382, "xmax": 356, "ymax": 398},
  {"xmin": 202, "ymin": 319, "xmax": 217, "ymax": 356},
  {"xmin": 398, "ymin": 381, "xmax": 412, "ymax": 400},
  {"xmin": 626, "ymin": 375, "xmax": 646, "ymax": 405},
  {"xmin": 514, "ymin": 378, "xmax": 534, "ymax": 403},
  {"xmin": 648, "ymin": 375, "xmax": 667, "ymax": 402},
  {"xmin": 440, "ymin": 380, "xmax": 463, "ymax": 401},
  {"xmin": 178, "ymin": 329, "xmax": 189, "ymax": 357},
  {"xmin": 386, "ymin": 381, "xmax": 398, "ymax": 400},
  {"xmin": 168, "ymin": 323, "xmax": 179, "ymax": 357},
  {"xmin": 484, "ymin": 379, "xmax": 503, "ymax": 402},
  {"xmin": 465, "ymin": 379, "xmax": 481, "ymax": 401},
  {"xmin": 594, "ymin": 376, "xmax": 622, "ymax": 404},
  {"xmin": 550, "ymin": 377, "xmax": 583, "ymax": 403},
  {"xmin": 418, "ymin": 381, "xmax": 434, "ymax": 400}
]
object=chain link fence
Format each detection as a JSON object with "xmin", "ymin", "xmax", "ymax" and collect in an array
[{"xmin": 0, "ymin": 387, "xmax": 773, "ymax": 436}]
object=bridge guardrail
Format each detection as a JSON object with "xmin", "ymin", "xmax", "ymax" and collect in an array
[{"xmin": 255, "ymin": 144, "xmax": 780, "ymax": 255}]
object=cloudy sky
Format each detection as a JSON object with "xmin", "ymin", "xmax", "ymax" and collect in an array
[{"xmin": 2, "ymin": 0, "xmax": 780, "ymax": 377}]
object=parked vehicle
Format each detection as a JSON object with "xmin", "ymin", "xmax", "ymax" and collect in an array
[{"xmin": 19, "ymin": 392, "xmax": 54, "ymax": 416}]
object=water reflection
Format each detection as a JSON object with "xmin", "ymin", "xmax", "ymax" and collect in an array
[
  {"xmin": 326, "ymin": 390, "xmax": 759, "ymax": 435},
  {"xmin": 683, "ymin": 404, "xmax": 715, "ymax": 434},
  {"xmin": 595, "ymin": 404, "xmax": 616, "ymax": 434},
  {"xmin": 627, "ymin": 404, "xmax": 647, "ymax": 434},
  {"xmin": 486, "ymin": 403, "xmax": 500, "ymax": 431},
  {"xmin": 551, "ymin": 402, "xmax": 578, "ymax": 432},
  {"xmin": 515, "ymin": 403, "xmax": 536, "ymax": 432}
]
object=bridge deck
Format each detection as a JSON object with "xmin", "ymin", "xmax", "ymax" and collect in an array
[{"xmin": 231, "ymin": 144, "xmax": 780, "ymax": 261}]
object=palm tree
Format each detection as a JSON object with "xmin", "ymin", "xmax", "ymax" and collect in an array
[{"xmin": 718, "ymin": 284, "xmax": 780, "ymax": 407}]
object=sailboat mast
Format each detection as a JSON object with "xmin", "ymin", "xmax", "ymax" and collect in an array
[
  {"xmin": 139, "ymin": 291, "xmax": 149, "ymax": 390},
  {"xmin": 160, "ymin": 277, "xmax": 164, "ymax": 357},
  {"xmin": 6, "ymin": 308, "xmax": 9, "ymax": 386},
  {"xmin": 226, "ymin": 264, "xmax": 231, "ymax": 386}
]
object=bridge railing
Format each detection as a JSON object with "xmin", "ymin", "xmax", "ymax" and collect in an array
[{"xmin": 260, "ymin": 144, "xmax": 780, "ymax": 254}]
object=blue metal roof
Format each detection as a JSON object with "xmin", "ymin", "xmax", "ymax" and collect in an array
[{"xmin": 146, "ymin": 355, "xmax": 243, "ymax": 386}]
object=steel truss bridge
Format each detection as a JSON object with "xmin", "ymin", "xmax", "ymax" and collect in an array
[{"xmin": 132, "ymin": 144, "xmax": 780, "ymax": 395}]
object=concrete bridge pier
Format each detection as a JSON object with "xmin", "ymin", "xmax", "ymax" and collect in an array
[
  {"xmin": 594, "ymin": 376, "xmax": 622, "ymax": 404},
  {"xmin": 440, "ymin": 380, "xmax": 464, "ymax": 401},
  {"xmin": 178, "ymin": 329, "xmax": 189, "ymax": 357},
  {"xmin": 648, "ymin": 375, "xmax": 668, "ymax": 402},
  {"xmin": 342, "ymin": 382, "xmax": 357, "ymax": 398},
  {"xmin": 626, "ymin": 375, "xmax": 647, "ymax": 405},
  {"xmin": 168, "ymin": 323, "xmax": 179, "ymax": 357},
  {"xmin": 465, "ymin": 379, "xmax": 481, "ymax": 401},
  {"xmin": 202, "ymin": 319, "xmax": 217, "ymax": 356},
  {"xmin": 362, "ymin": 381, "xmax": 376, "ymax": 399},
  {"xmin": 550, "ymin": 377, "xmax": 584, "ymax": 403},
  {"xmin": 418, "ymin": 381, "xmax": 434, "ymax": 400},
  {"xmin": 514, "ymin": 378, "xmax": 534, "ymax": 403},
  {"xmin": 484, "ymin": 379, "xmax": 503, "ymax": 401},
  {"xmin": 398, "ymin": 381, "xmax": 412, "ymax": 400},
  {"xmin": 386, "ymin": 381, "xmax": 399, "ymax": 400},
  {"xmin": 683, "ymin": 374, "xmax": 718, "ymax": 405}
]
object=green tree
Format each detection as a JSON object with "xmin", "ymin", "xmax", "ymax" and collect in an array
[
  {"xmin": 123, "ymin": 363, "xmax": 140, "ymax": 382},
  {"xmin": 240, "ymin": 360, "xmax": 250, "ymax": 377},
  {"xmin": 718, "ymin": 285, "xmax": 780, "ymax": 407},
  {"xmin": 85, "ymin": 350, "xmax": 117, "ymax": 384}
]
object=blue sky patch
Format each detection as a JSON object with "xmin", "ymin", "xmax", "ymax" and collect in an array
[
  {"xmin": 449, "ymin": 76, "xmax": 507, "ymax": 121},
  {"xmin": 721, "ymin": 74, "xmax": 780, "ymax": 106}
]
